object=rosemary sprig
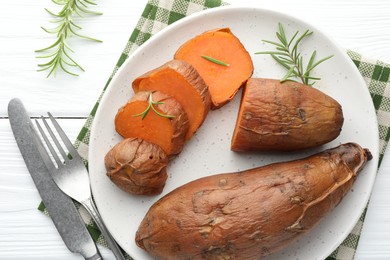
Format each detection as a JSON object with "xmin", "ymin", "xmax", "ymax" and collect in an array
[
  {"xmin": 201, "ymin": 55, "xmax": 230, "ymax": 67},
  {"xmin": 36, "ymin": 0, "xmax": 102, "ymax": 77},
  {"xmin": 255, "ymin": 23, "xmax": 333, "ymax": 86},
  {"xmin": 133, "ymin": 93, "xmax": 176, "ymax": 120}
]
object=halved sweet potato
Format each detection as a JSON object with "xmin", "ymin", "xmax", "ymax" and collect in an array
[
  {"xmin": 231, "ymin": 78, "xmax": 344, "ymax": 151},
  {"xmin": 174, "ymin": 28, "xmax": 254, "ymax": 108},
  {"xmin": 104, "ymin": 138, "xmax": 169, "ymax": 196},
  {"xmin": 115, "ymin": 91, "xmax": 189, "ymax": 156},
  {"xmin": 133, "ymin": 60, "xmax": 211, "ymax": 140}
]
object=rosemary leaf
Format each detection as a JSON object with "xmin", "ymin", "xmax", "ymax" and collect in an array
[
  {"xmin": 262, "ymin": 40, "xmax": 285, "ymax": 48},
  {"xmin": 70, "ymin": 20, "xmax": 83, "ymax": 30},
  {"xmin": 306, "ymin": 50, "xmax": 317, "ymax": 72},
  {"xmin": 306, "ymin": 55, "xmax": 334, "ymax": 75},
  {"xmin": 36, "ymin": 37, "xmax": 62, "ymax": 52},
  {"xmin": 36, "ymin": 52, "xmax": 58, "ymax": 59},
  {"xmin": 68, "ymin": 26, "xmax": 102, "ymax": 42},
  {"xmin": 254, "ymin": 51, "xmax": 289, "ymax": 57},
  {"xmin": 201, "ymin": 55, "xmax": 230, "ymax": 67},
  {"xmin": 276, "ymin": 32, "xmax": 287, "ymax": 46},
  {"xmin": 85, "ymin": 0, "xmax": 98, "ymax": 5},
  {"xmin": 304, "ymin": 76, "xmax": 322, "ymax": 80},
  {"xmin": 270, "ymin": 54, "xmax": 291, "ymax": 70},
  {"xmin": 288, "ymin": 31, "xmax": 299, "ymax": 47},
  {"xmin": 281, "ymin": 66, "xmax": 296, "ymax": 82},
  {"xmin": 46, "ymin": 8, "xmax": 62, "ymax": 18}
]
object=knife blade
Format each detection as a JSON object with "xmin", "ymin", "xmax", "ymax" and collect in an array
[{"xmin": 8, "ymin": 98, "xmax": 103, "ymax": 260}]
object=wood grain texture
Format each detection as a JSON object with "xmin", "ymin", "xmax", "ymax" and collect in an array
[{"xmin": 1, "ymin": 0, "xmax": 389, "ymax": 259}]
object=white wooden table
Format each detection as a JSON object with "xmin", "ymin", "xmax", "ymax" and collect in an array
[{"xmin": 1, "ymin": 0, "xmax": 389, "ymax": 259}]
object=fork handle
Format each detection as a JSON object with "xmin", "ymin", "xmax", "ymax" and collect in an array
[
  {"xmin": 85, "ymin": 252, "xmax": 104, "ymax": 260},
  {"xmin": 82, "ymin": 197, "xmax": 126, "ymax": 260}
]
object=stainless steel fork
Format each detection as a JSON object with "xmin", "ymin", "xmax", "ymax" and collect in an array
[{"xmin": 34, "ymin": 113, "xmax": 126, "ymax": 260}]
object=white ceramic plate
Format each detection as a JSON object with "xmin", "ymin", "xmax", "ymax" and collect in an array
[{"xmin": 89, "ymin": 6, "xmax": 379, "ymax": 260}]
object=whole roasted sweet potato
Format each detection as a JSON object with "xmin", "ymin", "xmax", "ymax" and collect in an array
[
  {"xmin": 136, "ymin": 143, "xmax": 371, "ymax": 259},
  {"xmin": 105, "ymin": 138, "xmax": 169, "ymax": 196},
  {"xmin": 231, "ymin": 78, "xmax": 344, "ymax": 151}
]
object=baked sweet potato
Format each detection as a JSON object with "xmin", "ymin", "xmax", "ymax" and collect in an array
[
  {"xmin": 115, "ymin": 91, "xmax": 189, "ymax": 156},
  {"xmin": 105, "ymin": 138, "xmax": 169, "ymax": 196},
  {"xmin": 174, "ymin": 28, "xmax": 254, "ymax": 109},
  {"xmin": 136, "ymin": 143, "xmax": 372, "ymax": 259},
  {"xmin": 133, "ymin": 60, "xmax": 211, "ymax": 140},
  {"xmin": 231, "ymin": 78, "xmax": 344, "ymax": 151}
]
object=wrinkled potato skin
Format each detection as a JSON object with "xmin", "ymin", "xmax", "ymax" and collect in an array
[
  {"xmin": 136, "ymin": 143, "xmax": 371, "ymax": 259},
  {"xmin": 104, "ymin": 138, "xmax": 169, "ymax": 195},
  {"xmin": 231, "ymin": 78, "xmax": 344, "ymax": 151}
]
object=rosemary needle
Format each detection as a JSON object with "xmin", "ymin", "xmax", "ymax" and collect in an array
[{"xmin": 201, "ymin": 55, "xmax": 230, "ymax": 67}]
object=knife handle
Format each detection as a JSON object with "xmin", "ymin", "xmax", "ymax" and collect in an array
[{"xmin": 82, "ymin": 197, "xmax": 126, "ymax": 260}]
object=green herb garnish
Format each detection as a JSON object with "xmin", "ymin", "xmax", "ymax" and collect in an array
[
  {"xmin": 133, "ymin": 93, "xmax": 176, "ymax": 120},
  {"xmin": 36, "ymin": 0, "xmax": 102, "ymax": 77},
  {"xmin": 201, "ymin": 55, "xmax": 230, "ymax": 67},
  {"xmin": 255, "ymin": 23, "xmax": 333, "ymax": 86}
]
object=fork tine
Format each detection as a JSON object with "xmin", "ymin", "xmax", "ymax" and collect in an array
[
  {"xmin": 47, "ymin": 112, "xmax": 80, "ymax": 160},
  {"xmin": 35, "ymin": 119, "xmax": 64, "ymax": 167},
  {"xmin": 41, "ymin": 115, "xmax": 70, "ymax": 164},
  {"xmin": 31, "ymin": 121, "xmax": 57, "ymax": 172}
]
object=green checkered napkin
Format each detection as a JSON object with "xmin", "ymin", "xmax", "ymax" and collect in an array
[{"xmin": 40, "ymin": 0, "xmax": 390, "ymax": 259}]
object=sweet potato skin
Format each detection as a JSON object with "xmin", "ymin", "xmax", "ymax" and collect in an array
[
  {"xmin": 133, "ymin": 60, "xmax": 211, "ymax": 140},
  {"xmin": 104, "ymin": 138, "xmax": 169, "ymax": 195},
  {"xmin": 135, "ymin": 143, "xmax": 371, "ymax": 259},
  {"xmin": 231, "ymin": 78, "xmax": 344, "ymax": 151},
  {"xmin": 115, "ymin": 91, "xmax": 190, "ymax": 156}
]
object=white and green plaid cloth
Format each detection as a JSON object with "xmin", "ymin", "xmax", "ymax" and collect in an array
[{"xmin": 39, "ymin": 0, "xmax": 390, "ymax": 259}]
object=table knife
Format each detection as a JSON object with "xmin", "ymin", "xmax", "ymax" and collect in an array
[{"xmin": 8, "ymin": 98, "xmax": 103, "ymax": 260}]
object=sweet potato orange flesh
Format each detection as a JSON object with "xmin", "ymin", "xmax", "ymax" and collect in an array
[
  {"xmin": 105, "ymin": 138, "xmax": 169, "ymax": 196},
  {"xmin": 115, "ymin": 91, "xmax": 189, "ymax": 156},
  {"xmin": 135, "ymin": 143, "xmax": 372, "ymax": 259},
  {"xmin": 231, "ymin": 78, "xmax": 344, "ymax": 151},
  {"xmin": 133, "ymin": 60, "xmax": 210, "ymax": 140},
  {"xmin": 174, "ymin": 28, "xmax": 254, "ymax": 108}
]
